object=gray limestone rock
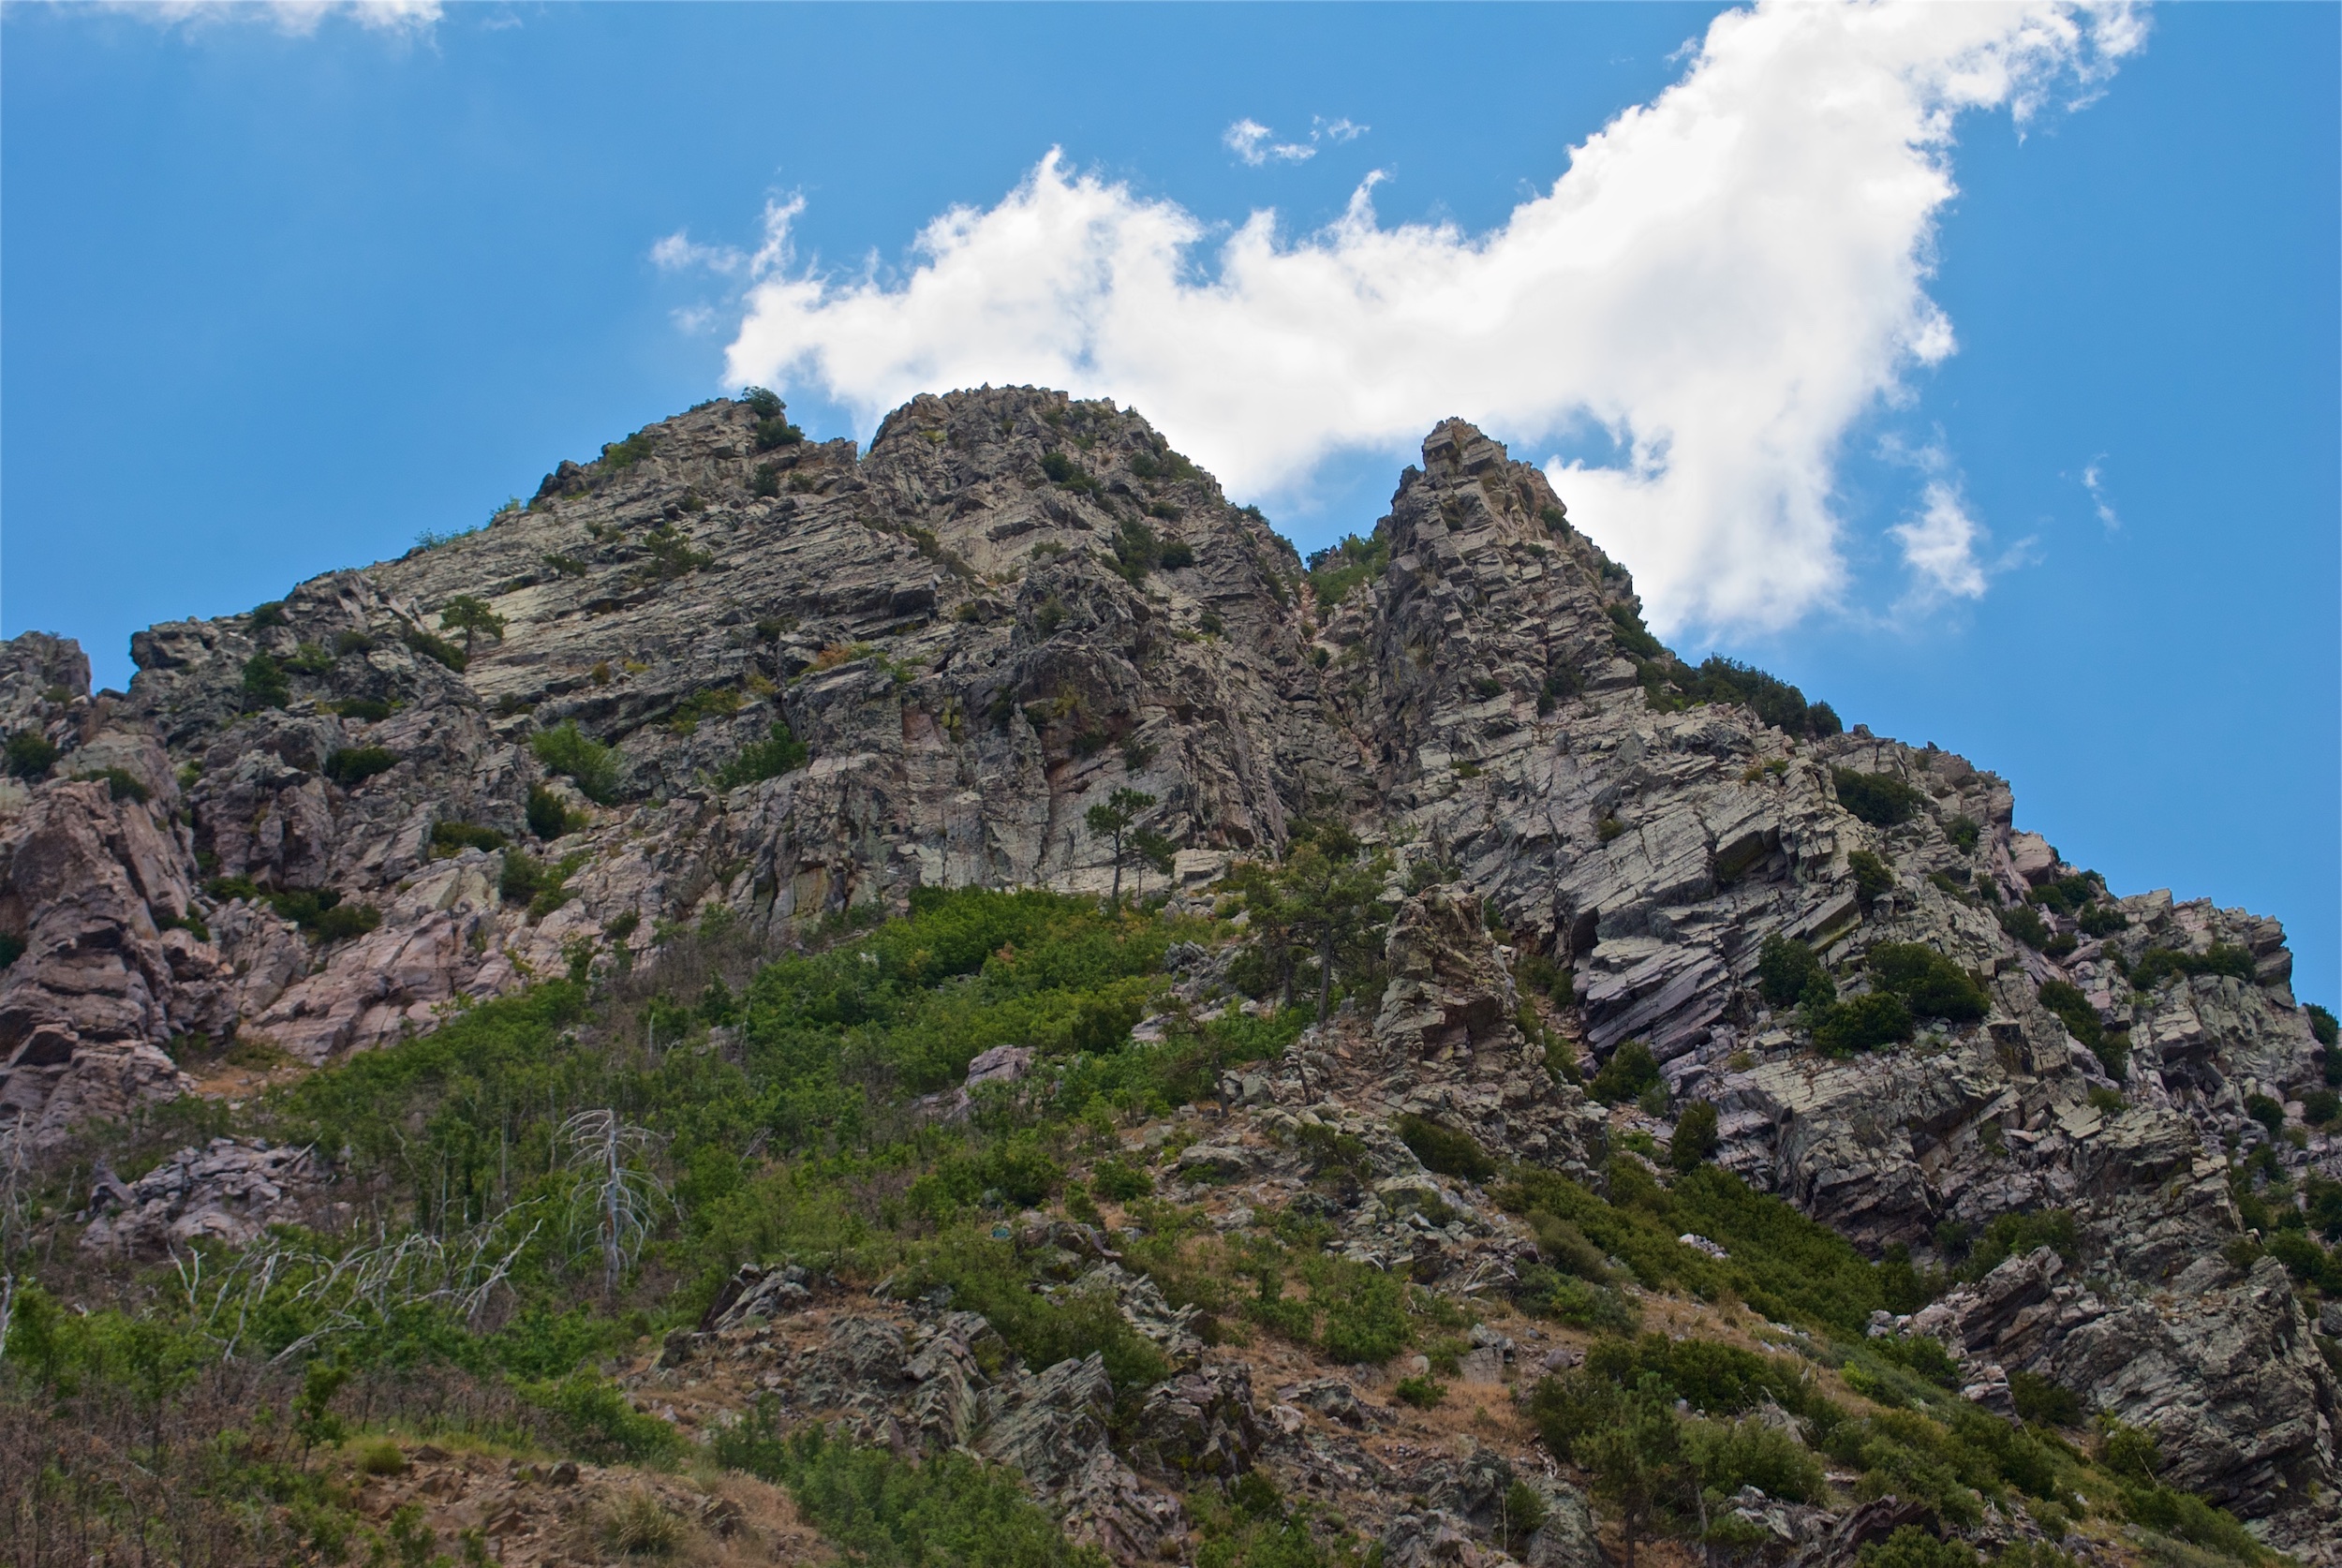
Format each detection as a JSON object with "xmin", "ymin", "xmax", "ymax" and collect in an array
[{"xmin": 80, "ymin": 1136, "xmax": 320, "ymax": 1252}]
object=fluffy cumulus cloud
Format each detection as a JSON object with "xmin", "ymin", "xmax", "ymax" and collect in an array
[
  {"xmin": 1892, "ymin": 482, "xmax": 1990, "ymax": 602},
  {"xmin": 720, "ymin": 1, "xmax": 2141, "ymax": 635}
]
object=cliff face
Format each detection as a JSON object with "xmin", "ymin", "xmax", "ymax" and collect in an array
[{"xmin": 2, "ymin": 387, "xmax": 2335, "ymax": 1550}]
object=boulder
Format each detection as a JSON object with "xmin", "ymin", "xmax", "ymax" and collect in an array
[{"xmin": 81, "ymin": 1136, "xmax": 320, "ymax": 1252}]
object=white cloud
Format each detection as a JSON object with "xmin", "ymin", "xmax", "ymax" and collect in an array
[
  {"xmin": 1224, "ymin": 120, "xmax": 1315, "ymax": 167},
  {"xmin": 1891, "ymin": 481, "xmax": 1990, "ymax": 601},
  {"xmin": 651, "ymin": 230, "xmax": 749, "ymax": 276},
  {"xmin": 723, "ymin": 0, "xmax": 2142, "ymax": 635},
  {"xmin": 96, "ymin": 0, "xmax": 440, "ymax": 36},
  {"xmin": 2083, "ymin": 459, "xmax": 2119, "ymax": 528},
  {"xmin": 1317, "ymin": 116, "xmax": 1369, "ymax": 143}
]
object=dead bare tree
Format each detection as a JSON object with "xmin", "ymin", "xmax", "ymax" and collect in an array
[
  {"xmin": 558, "ymin": 1109, "xmax": 671, "ymax": 1297},
  {"xmin": 0, "ymin": 1137, "xmax": 23, "ymax": 1362}
]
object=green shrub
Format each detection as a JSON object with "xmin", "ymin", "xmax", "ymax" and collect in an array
[
  {"xmin": 742, "ymin": 386, "xmax": 784, "ymax": 419},
  {"xmin": 910, "ymin": 1232, "xmax": 1166, "ymax": 1397},
  {"xmin": 1523, "ymin": 1212, "xmax": 1611, "ymax": 1280},
  {"xmin": 600, "ymin": 1489, "xmax": 684, "ymax": 1557},
  {"xmin": 716, "ymin": 1413, "xmax": 1104, "ymax": 1568},
  {"xmin": 1867, "ymin": 943, "xmax": 1990, "ymax": 1022},
  {"xmin": 1089, "ymin": 1159, "xmax": 1152, "ymax": 1202},
  {"xmin": 0, "ymin": 933, "xmax": 23, "ymax": 969},
  {"xmin": 1848, "ymin": 849, "xmax": 1897, "ymax": 907},
  {"xmin": 499, "ymin": 851, "xmax": 554, "ymax": 908},
  {"xmin": 357, "ymin": 1439, "xmax": 408, "ymax": 1475},
  {"xmin": 1396, "ymin": 1114, "xmax": 1496, "ymax": 1182},
  {"xmin": 2132, "ymin": 944, "xmax": 2258, "ymax": 989},
  {"xmin": 3, "ymin": 729, "xmax": 58, "ymax": 779},
  {"xmin": 2121, "ymin": 1483, "xmax": 2266, "ymax": 1562},
  {"xmin": 1946, "ymin": 816, "xmax": 1981, "ymax": 853},
  {"xmin": 1109, "ymin": 517, "xmax": 1161, "ymax": 584},
  {"xmin": 753, "ymin": 416, "xmax": 804, "ymax": 452},
  {"xmin": 322, "ymin": 747, "xmax": 397, "ymax": 788},
  {"xmin": 1524, "ymin": 1368, "xmax": 1624, "ymax": 1457},
  {"xmin": 751, "ymin": 463, "xmax": 783, "ymax": 498},
  {"xmin": 1607, "ymin": 602, "xmax": 1666, "ymax": 659},
  {"xmin": 1394, "ymin": 1375, "xmax": 1446, "ymax": 1409},
  {"xmin": 1313, "ymin": 1261, "xmax": 1410, "ymax": 1364},
  {"xmin": 1514, "ymin": 1267, "xmax": 1639, "ymax": 1333},
  {"xmin": 250, "ymin": 599, "xmax": 289, "ymax": 629},
  {"xmin": 430, "ymin": 821, "xmax": 508, "ymax": 856},
  {"xmin": 1591, "ymin": 1041, "xmax": 1661, "ymax": 1105},
  {"xmin": 2077, "ymin": 903, "xmax": 2130, "ymax": 937},
  {"xmin": 242, "ymin": 652, "xmax": 291, "ymax": 709},
  {"xmin": 1157, "ymin": 538, "xmax": 1194, "ymax": 570},
  {"xmin": 2036, "ymin": 981, "xmax": 2113, "ymax": 1074},
  {"xmin": 713, "ymin": 720, "xmax": 810, "ymax": 791},
  {"xmin": 1684, "ymin": 1414, "xmax": 1828, "ymax": 1503},
  {"xmin": 402, "ymin": 623, "xmax": 467, "ymax": 672},
  {"xmin": 279, "ymin": 641, "xmax": 333, "ymax": 676},
  {"xmin": 1959, "ymin": 1210, "xmax": 2077, "ymax": 1280},
  {"xmin": 2262, "ymin": 1230, "xmax": 2332, "ymax": 1286},
  {"xmin": 526, "ymin": 783, "xmax": 584, "ymax": 839},
  {"xmin": 2308, "ymin": 1004, "xmax": 2339, "ymax": 1046},
  {"xmin": 333, "ymin": 628, "xmax": 377, "ymax": 656},
  {"xmin": 1872, "ymin": 1333, "xmax": 1961, "ymax": 1388},
  {"xmin": 603, "ymin": 430, "xmax": 657, "ymax": 467},
  {"xmin": 1669, "ymin": 1102, "xmax": 1720, "ymax": 1170},
  {"xmin": 1306, "ymin": 531, "xmax": 1391, "ymax": 612},
  {"xmin": 2244, "ymin": 1093, "xmax": 2284, "ymax": 1137},
  {"xmin": 532, "ymin": 721, "xmax": 619, "ymax": 804},
  {"xmin": 68, "ymin": 767, "xmax": 148, "ymax": 804},
  {"xmin": 331, "ymin": 696, "xmax": 393, "ymax": 722},
  {"xmin": 1757, "ymin": 934, "xmax": 1832, "ymax": 1008},
  {"xmin": 1860, "ymin": 1526, "xmax": 1979, "ymax": 1568},
  {"xmin": 1998, "ymin": 904, "xmax": 2051, "ymax": 949},
  {"xmin": 1833, "ymin": 769, "xmax": 1925, "ymax": 828},
  {"xmin": 1669, "ymin": 657, "xmax": 1841, "ymax": 740},
  {"xmin": 530, "ymin": 1372, "xmax": 677, "ymax": 1463},
  {"xmin": 1811, "ymin": 992, "xmax": 1913, "ymax": 1055},
  {"xmin": 2008, "ymin": 1370, "xmax": 2081, "ymax": 1427},
  {"xmin": 2302, "ymin": 1088, "xmax": 2339, "ymax": 1126},
  {"xmin": 266, "ymin": 888, "xmax": 380, "ymax": 943}
]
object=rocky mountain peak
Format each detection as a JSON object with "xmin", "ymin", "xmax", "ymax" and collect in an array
[{"xmin": 0, "ymin": 388, "xmax": 2335, "ymax": 1560}]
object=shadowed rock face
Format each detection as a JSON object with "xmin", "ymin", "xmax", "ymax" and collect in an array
[{"xmin": 2, "ymin": 386, "xmax": 2335, "ymax": 1549}]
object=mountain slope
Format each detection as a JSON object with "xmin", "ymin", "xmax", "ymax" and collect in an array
[{"xmin": 1, "ymin": 387, "xmax": 2335, "ymax": 1563}]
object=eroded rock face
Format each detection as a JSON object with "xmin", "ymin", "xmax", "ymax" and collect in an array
[
  {"xmin": 82, "ymin": 1137, "xmax": 322, "ymax": 1253},
  {"xmin": 1371, "ymin": 884, "xmax": 1607, "ymax": 1177},
  {"xmin": 6, "ymin": 388, "xmax": 2337, "ymax": 1548}
]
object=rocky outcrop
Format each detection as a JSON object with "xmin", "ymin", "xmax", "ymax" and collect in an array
[
  {"xmin": 81, "ymin": 1136, "xmax": 322, "ymax": 1252},
  {"xmin": 1128, "ymin": 1364, "xmax": 1264, "ymax": 1481},
  {"xmin": 1911, "ymin": 1244, "xmax": 2341, "ymax": 1530},
  {"xmin": 1369, "ymin": 884, "xmax": 1608, "ymax": 1178}
]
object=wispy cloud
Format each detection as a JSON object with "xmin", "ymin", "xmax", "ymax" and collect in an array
[
  {"xmin": 2082, "ymin": 459, "xmax": 2120, "ymax": 529},
  {"xmin": 1223, "ymin": 114, "xmax": 1368, "ymax": 168},
  {"xmin": 1223, "ymin": 119, "xmax": 1315, "ymax": 167},
  {"xmin": 722, "ymin": 0, "xmax": 2143, "ymax": 635},
  {"xmin": 96, "ymin": 0, "xmax": 440, "ymax": 36},
  {"xmin": 651, "ymin": 230, "xmax": 749, "ymax": 276}
]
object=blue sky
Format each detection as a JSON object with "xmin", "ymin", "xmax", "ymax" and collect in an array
[{"xmin": 4, "ymin": 2, "xmax": 2335, "ymax": 1005}]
